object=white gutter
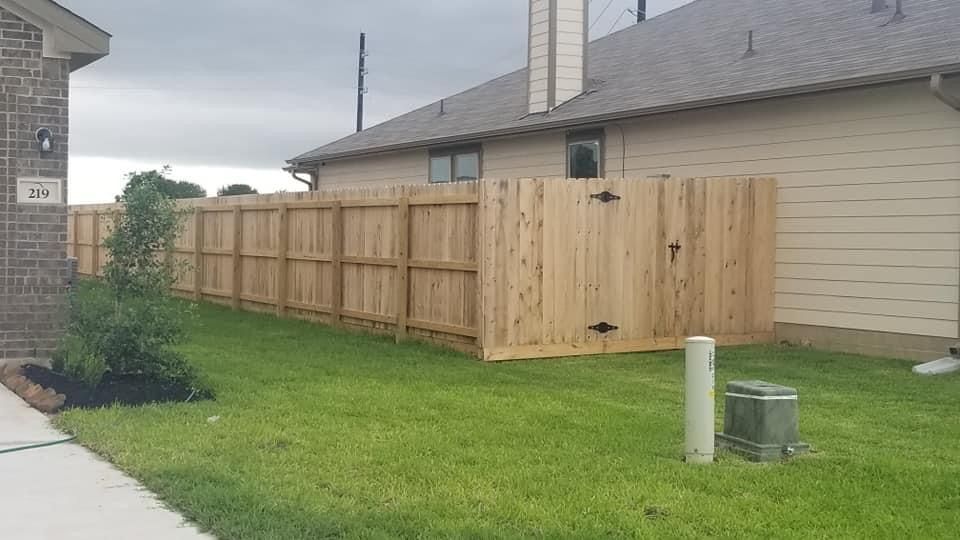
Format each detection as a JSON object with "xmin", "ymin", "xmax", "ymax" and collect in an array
[
  {"xmin": 284, "ymin": 167, "xmax": 316, "ymax": 190},
  {"xmin": 931, "ymin": 73, "xmax": 960, "ymax": 111}
]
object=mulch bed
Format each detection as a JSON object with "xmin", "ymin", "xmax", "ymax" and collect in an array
[{"xmin": 21, "ymin": 365, "xmax": 207, "ymax": 410}]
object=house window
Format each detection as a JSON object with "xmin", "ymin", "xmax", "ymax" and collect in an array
[
  {"xmin": 430, "ymin": 156, "xmax": 452, "ymax": 183},
  {"xmin": 429, "ymin": 146, "xmax": 481, "ymax": 183},
  {"xmin": 567, "ymin": 130, "xmax": 604, "ymax": 178}
]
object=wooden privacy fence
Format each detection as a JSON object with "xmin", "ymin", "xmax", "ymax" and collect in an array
[
  {"xmin": 70, "ymin": 182, "xmax": 482, "ymax": 351},
  {"xmin": 69, "ymin": 177, "xmax": 776, "ymax": 361}
]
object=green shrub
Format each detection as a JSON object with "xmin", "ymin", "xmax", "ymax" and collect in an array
[
  {"xmin": 53, "ymin": 333, "xmax": 107, "ymax": 388},
  {"xmin": 67, "ymin": 282, "xmax": 200, "ymax": 387}
]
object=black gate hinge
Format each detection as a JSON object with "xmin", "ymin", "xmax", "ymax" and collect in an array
[
  {"xmin": 588, "ymin": 322, "xmax": 619, "ymax": 334},
  {"xmin": 590, "ymin": 191, "xmax": 621, "ymax": 203}
]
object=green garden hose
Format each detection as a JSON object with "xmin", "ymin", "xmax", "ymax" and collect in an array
[{"xmin": 0, "ymin": 436, "xmax": 76, "ymax": 456}]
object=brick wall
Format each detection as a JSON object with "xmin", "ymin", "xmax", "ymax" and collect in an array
[{"xmin": 0, "ymin": 6, "xmax": 70, "ymax": 363}]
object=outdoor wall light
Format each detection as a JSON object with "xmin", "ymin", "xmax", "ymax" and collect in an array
[{"xmin": 36, "ymin": 128, "xmax": 53, "ymax": 154}]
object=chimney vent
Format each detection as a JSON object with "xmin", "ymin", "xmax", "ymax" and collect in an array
[
  {"xmin": 527, "ymin": 0, "xmax": 589, "ymax": 115},
  {"xmin": 871, "ymin": 0, "xmax": 887, "ymax": 13}
]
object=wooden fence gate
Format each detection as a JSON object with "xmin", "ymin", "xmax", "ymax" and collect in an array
[{"xmin": 480, "ymin": 177, "xmax": 776, "ymax": 361}]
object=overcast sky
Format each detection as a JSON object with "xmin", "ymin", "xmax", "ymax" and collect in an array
[{"xmin": 60, "ymin": 0, "xmax": 695, "ymax": 203}]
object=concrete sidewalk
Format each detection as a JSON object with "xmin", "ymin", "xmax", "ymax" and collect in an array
[{"xmin": 0, "ymin": 387, "xmax": 212, "ymax": 540}]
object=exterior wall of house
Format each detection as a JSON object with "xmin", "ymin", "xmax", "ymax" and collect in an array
[
  {"xmin": 315, "ymin": 131, "xmax": 569, "ymax": 187},
  {"xmin": 309, "ymin": 79, "xmax": 960, "ymax": 359},
  {"xmin": 483, "ymin": 131, "xmax": 565, "ymax": 178},
  {"xmin": 0, "ymin": 6, "xmax": 71, "ymax": 364},
  {"xmin": 316, "ymin": 148, "xmax": 427, "ymax": 189}
]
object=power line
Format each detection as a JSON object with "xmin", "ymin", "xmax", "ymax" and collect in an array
[
  {"xmin": 68, "ymin": 84, "xmax": 353, "ymax": 94},
  {"xmin": 589, "ymin": 0, "xmax": 617, "ymax": 31},
  {"xmin": 71, "ymin": 86, "xmax": 291, "ymax": 92},
  {"xmin": 606, "ymin": 8, "xmax": 631, "ymax": 35}
]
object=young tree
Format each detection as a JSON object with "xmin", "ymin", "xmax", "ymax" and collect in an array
[
  {"xmin": 65, "ymin": 173, "xmax": 205, "ymax": 389},
  {"xmin": 218, "ymin": 184, "xmax": 259, "ymax": 197},
  {"xmin": 122, "ymin": 167, "xmax": 207, "ymax": 200},
  {"xmin": 105, "ymin": 175, "xmax": 185, "ymax": 298}
]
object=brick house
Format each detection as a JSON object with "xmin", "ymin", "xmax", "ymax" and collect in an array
[
  {"xmin": 288, "ymin": 0, "xmax": 960, "ymax": 360},
  {"xmin": 0, "ymin": 0, "xmax": 109, "ymax": 365}
]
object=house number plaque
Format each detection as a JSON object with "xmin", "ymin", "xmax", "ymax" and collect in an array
[{"xmin": 17, "ymin": 177, "xmax": 63, "ymax": 205}]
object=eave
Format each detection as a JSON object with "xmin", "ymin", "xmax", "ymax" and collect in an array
[
  {"xmin": 0, "ymin": 0, "xmax": 111, "ymax": 72},
  {"xmin": 289, "ymin": 64, "xmax": 960, "ymax": 167}
]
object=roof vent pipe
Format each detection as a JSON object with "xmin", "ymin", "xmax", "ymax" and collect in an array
[
  {"xmin": 742, "ymin": 30, "xmax": 756, "ymax": 58},
  {"xmin": 870, "ymin": 0, "xmax": 887, "ymax": 13},
  {"xmin": 884, "ymin": 0, "xmax": 906, "ymax": 24}
]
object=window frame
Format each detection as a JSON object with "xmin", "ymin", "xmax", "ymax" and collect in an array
[
  {"xmin": 428, "ymin": 144, "xmax": 483, "ymax": 183},
  {"xmin": 566, "ymin": 129, "xmax": 605, "ymax": 179}
]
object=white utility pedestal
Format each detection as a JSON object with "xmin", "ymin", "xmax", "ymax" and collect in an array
[{"xmin": 685, "ymin": 336, "xmax": 716, "ymax": 464}]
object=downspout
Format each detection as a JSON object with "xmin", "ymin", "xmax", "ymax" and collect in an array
[
  {"xmin": 931, "ymin": 73, "xmax": 960, "ymax": 111},
  {"xmin": 287, "ymin": 168, "xmax": 316, "ymax": 190}
]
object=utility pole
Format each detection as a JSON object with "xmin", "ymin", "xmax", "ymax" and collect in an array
[{"xmin": 356, "ymin": 32, "xmax": 367, "ymax": 133}]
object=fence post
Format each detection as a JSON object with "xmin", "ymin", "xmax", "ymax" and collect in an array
[
  {"xmin": 71, "ymin": 211, "xmax": 78, "ymax": 260},
  {"xmin": 396, "ymin": 196, "xmax": 410, "ymax": 341},
  {"xmin": 91, "ymin": 211, "xmax": 100, "ymax": 277},
  {"xmin": 232, "ymin": 206, "xmax": 242, "ymax": 310},
  {"xmin": 194, "ymin": 207, "xmax": 203, "ymax": 302},
  {"xmin": 276, "ymin": 203, "xmax": 289, "ymax": 317},
  {"xmin": 331, "ymin": 201, "xmax": 343, "ymax": 326}
]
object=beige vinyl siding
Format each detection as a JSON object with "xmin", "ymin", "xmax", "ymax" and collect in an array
[
  {"xmin": 483, "ymin": 131, "xmax": 565, "ymax": 178},
  {"xmin": 310, "ymin": 79, "xmax": 959, "ymax": 340},
  {"xmin": 316, "ymin": 148, "xmax": 428, "ymax": 188},
  {"xmin": 602, "ymin": 80, "xmax": 960, "ymax": 339},
  {"xmin": 316, "ymin": 131, "xmax": 567, "ymax": 186}
]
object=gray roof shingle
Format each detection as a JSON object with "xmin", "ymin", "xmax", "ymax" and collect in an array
[{"xmin": 290, "ymin": 0, "xmax": 960, "ymax": 164}]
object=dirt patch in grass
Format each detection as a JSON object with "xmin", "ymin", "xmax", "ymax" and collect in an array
[{"xmin": 22, "ymin": 365, "xmax": 210, "ymax": 410}]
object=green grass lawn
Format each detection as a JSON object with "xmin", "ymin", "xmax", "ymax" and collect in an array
[{"xmin": 57, "ymin": 303, "xmax": 960, "ymax": 539}]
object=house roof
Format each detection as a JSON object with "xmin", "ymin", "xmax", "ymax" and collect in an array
[
  {"xmin": 0, "ymin": 0, "xmax": 111, "ymax": 72},
  {"xmin": 290, "ymin": 0, "xmax": 960, "ymax": 165}
]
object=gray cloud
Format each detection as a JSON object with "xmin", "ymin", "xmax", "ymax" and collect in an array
[{"xmin": 60, "ymin": 0, "xmax": 695, "ymax": 170}]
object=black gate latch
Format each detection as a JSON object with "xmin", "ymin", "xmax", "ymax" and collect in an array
[
  {"xmin": 668, "ymin": 241, "xmax": 682, "ymax": 262},
  {"xmin": 590, "ymin": 191, "xmax": 621, "ymax": 203},
  {"xmin": 588, "ymin": 322, "xmax": 619, "ymax": 334}
]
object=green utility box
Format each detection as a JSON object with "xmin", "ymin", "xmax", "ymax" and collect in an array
[{"xmin": 717, "ymin": 380, "xmax": 810, "ymax": 462}]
